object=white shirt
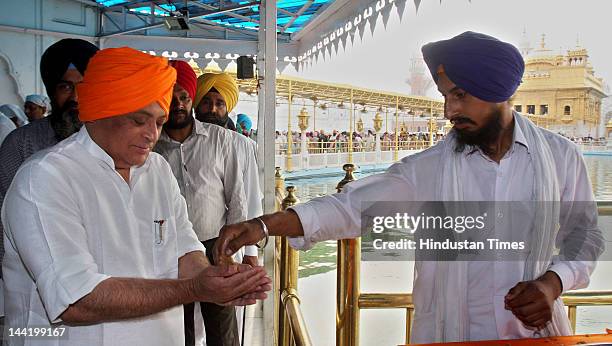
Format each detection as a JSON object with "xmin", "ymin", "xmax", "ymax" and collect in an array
[
  {"xmin": 1, "ymin": 127, "xmax": 205, "ymax": 346},
  {"xmin": 154, "ymin": 121, "xmax": 262, "ymax": 256},
  {"xmin": 289, "ymin": 118, "xmax": 603, "ymax": 343}
]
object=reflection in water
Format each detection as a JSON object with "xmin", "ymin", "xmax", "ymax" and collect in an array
[{"xmin": 584, "ymin": 156, "xmax": 612, "ymax": 201}]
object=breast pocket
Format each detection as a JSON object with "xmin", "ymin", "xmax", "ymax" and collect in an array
[{"xmin": 152, "ymin": 217, "xmax": 179, "ymax": 278}]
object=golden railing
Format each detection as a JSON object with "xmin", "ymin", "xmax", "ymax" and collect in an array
[
  {"xmin": 275, "ymin": 169, "xmax": 313, "ymax": 346},
  {"xmin": 273, "ymin": 166, "xmax": 612, "ymax": 346},
  {"xmin": 333, "ymin": 176, "xmax": 612, "ymax": 345},
  {"xmin": 274, "ymin": 139, "xmax": 442, "ymax": 155}
]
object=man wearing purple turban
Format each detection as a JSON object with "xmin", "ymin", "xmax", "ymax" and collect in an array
[{"xmin": 212, "ymin": 32, "xmax": 604, "ymax": 343}]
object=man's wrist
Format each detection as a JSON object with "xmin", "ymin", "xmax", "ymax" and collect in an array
[
  {"xmin": 254, "ymin": 217, "xmax": 269, "ymax": 248},
  {"xmin": 539, "ymin": 271, "xmax": 563, "ymax": 298},
  {"xmin": 182, "ymin": 277, "xmax": 200, "ymax": 304}
]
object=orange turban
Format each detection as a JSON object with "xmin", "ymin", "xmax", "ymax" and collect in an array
[
  {"xmin": 195, "ymin": 72, "xmax": 239, "ymax": 113},
  {"xmin": 77, "ymin": 47, "xmax": 176, "ymax": 121}
]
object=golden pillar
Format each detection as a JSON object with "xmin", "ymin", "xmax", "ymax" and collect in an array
[
  {"xmin": 428, "ymin": 104, "xmax": 435, "ymax": 147},
  {"xmin": 373, "ymin": 113, "xmax": 383, "ymax": 133},
  {"xmin": 312, "ymin": 102, "xmax": 316, "ymax": 133},
  {"xmin": 298, "ymin": 107, "xmax": 310, "ymax": 132},
  {"xmin": 385, "ymin": 107, "xmax": 389, "ymax": 134},
  {"xmin": 348, "ymin": 89, "xmax": 354, "ymax": 163},
  {"xmin": 279, "ymin": 186, "xmax": 300, "ymax": 346},
  {"xmin": 298, "ymin": 107, "xmax": 310, "ymax": 165},
  {"xmin": 394, "ymin": 96, "xmax": 400, "ymax": 161},
  {"xmin": 336, "ymin": 164, "xmax": 360, "ymax": 346},
  {"xmin": 273, "ymin": 168, "xmax": 285, "ymax": 346},
  {"xmin": 286, "ymin": 80, "xmax": 293, "ymax": 171},
  {"xmin": 356, "ymin": 118, "xmax": 364, "ymax": 133},
  {"xmin": 373, "ymin": 112, "xmax": 383, "ymax": 161}
]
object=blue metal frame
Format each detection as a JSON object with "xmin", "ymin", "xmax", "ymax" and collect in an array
[{"xmin": 95, "ymin": 0, "xmax": 332, "ymax": 34}]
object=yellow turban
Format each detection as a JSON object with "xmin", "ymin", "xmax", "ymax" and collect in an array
[
  {"xmin": 195, "ymin": 72, "xmax": 239, "ymax": 113},
  {"xmin": 77, "ymin": 47, "xmax": 176, "ymax": 121}
]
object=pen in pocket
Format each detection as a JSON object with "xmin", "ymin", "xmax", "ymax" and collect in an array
[{"xmin": 154, "ymin": 219, "xmax": 166, "ymax": 245}]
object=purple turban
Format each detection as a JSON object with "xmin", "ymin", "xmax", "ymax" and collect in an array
[{"xmin": 422, "ymin": 31, "xmax": 525, "ymax": 103}]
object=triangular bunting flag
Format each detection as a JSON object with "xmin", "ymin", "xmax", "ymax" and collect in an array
[
  {"xmin": 381, "ymin": 3, "xmax": 393, "ymax": 28},
  {"xmin": 347, "ymin": 30, "xmax": 356, "ymax": 46},
  {"xmin": 357, "ymin": 19, "xmax": 368, "ymax": 41},
  {"xmin": 338, "ymin": 33, "xmax": 347, "ymax": 51},
  {"xmin": 414, "ymin": 0, "xmax": 422, "ymax": 12},
  {"xmin": 369, "ymin": 16, "xmax": 378, "ymax": 37},
  {"xmin": 332, "ymin": 41, "xmax": 340, "ymax": 55},
  {"xmin": 396, "ymin": 0, "xmax": 408, "ymax": 21},
  {"xmin": 277, "ymin": 60, "xmax": 290, "ymax": 73},
  {"xmin": 216, "ymin": 58, "xmax": 231, "ymax": 71}
]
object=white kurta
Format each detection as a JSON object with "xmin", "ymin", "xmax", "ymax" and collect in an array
[
  {"xmin": 289, "ymin": 119, "xmax": 603, "ymax": 343},
  {"xmin": 2, "ymin": 126, "xmax": 205, "ymax": 346},
  {"xmin": 154, "ymin": 121, "xmax": 262, "ymax": 257}
]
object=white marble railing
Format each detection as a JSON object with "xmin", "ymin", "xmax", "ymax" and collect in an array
[{"xmin": 274, "ymin": 139, "xmax": 612, "ymax": 171}]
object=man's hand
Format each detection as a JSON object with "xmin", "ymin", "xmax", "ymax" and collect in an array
[
  {"xmin": 505, "ymin": 271, "xmax": 563, "ymax": 330},
  {"xmin": 191, "ymin": 264, "xmax": 271, "ymax": 306},
  {"xmin": 214, "ymin": 220, "xmax": 264, "ymax": 265},
  {"xmin": 243, "ymin": 255, "xmax": 259, "ymax": 267}
]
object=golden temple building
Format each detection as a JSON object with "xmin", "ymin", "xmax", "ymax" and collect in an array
[{"xmin": 511, "ymin": 34, "xmax": 607, "ymax": 137}]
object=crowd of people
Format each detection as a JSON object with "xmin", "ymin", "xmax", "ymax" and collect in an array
[
  {"xmin": 274, "ymin": 129, "xmax": 446, "ymax": 154},
  {"xmin": 0, "ymin": 31, "xmax": 604, "ymax": 346}
]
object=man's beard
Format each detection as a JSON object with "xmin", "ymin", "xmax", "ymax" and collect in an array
[
  {"xmin": 454, "ymin": 107, "xmax": 503, "ymax": 156},
  {"xmin": 165, "ymin": 109, "xmax": 194, "ymax": 130},
  {"xmin": 49, "ymin": 100, "xmax": 82, "ymax": 141},
  {"xmin": 196, "ymin": 111, "xmax": 228, "ymax": 127}
]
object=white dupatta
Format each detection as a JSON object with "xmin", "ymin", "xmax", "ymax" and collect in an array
[{"xmin": 430, "ymin": 112, "xmax": 571, "ymax": 341}]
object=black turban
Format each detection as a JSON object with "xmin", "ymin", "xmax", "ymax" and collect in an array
[
  {"xmin": 422, "ymin": 31, "xmax": 525, "ymax": 103},
  {"xmin": 40, "ymin": 38, "xmax": 99, "ymax": 96}
]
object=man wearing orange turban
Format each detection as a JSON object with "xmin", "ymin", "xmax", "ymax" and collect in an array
[
  {"xmin": 195, "ymin": 72, "xmax": 239, "ymax": 130},
  {"xmin": 2, "ymin": 47, "xmax": 270, "ymax": 346}
]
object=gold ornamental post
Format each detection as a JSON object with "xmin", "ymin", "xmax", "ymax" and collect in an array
[
  {"xmin": 394, "ymin": 96, "xmax": 400, "ymax": 161},
  {"xmin": 385, "ymin": 107, "xmax": 389, "ymax": 134},
  {"xmin": 348, "ymin": 89, "xmax": 354, "ymax": 164},
  {"xmin": 311, "ymin": 98, "xmax": 317, "ymax": 133},
  {"xmin": 429, "ymin": 103, "xmax": 435, "ymax": 147},
  {"xmin": 278, "ymin": 186, "xmax": 300, "ymax": 346},
  {"xmin": 373, "ymin": 113, "xmax": 383, "ymax": 133},
  {"xmin": 286, "ymin": 80, "xmax": 293, "ymax": 171},
  {"xmin": 273, "ymin": 168, "xmax": 286, "ymax": 345},
  {"xmin": 298, "ymin": 107, "xmax": 311, "ymax": 165},
  {"xmin": 336, "ymin": 164, "xmax": 360, "ymax": 346}
]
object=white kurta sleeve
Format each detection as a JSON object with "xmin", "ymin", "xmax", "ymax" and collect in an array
[
  {"xmin": 2, "ymin": 162, "xmax": 110, "ymax": 322},
  {"xmin": 288, "ymin": 164, "xmax": 416, "ymax": 250},
  {"xmin": 243, "ymin": 139, "xmax": 262, "ymax": 257},
  {"xmin": 548, "ymin": 145, "xmax": 604, "ymax": 292},
  {"xmin": 223, "ymin": 136, "xmax": 248, "ymax": 226}
]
